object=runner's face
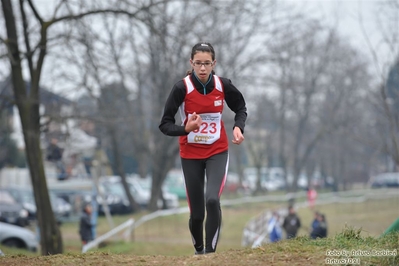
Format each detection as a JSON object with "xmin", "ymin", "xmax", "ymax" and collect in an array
[{"xmin": 190, "ymin": 51, "xmax": 215, "ymax": 83}]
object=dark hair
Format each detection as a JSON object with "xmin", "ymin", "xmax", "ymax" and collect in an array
[
  {"xmin": 190, "ymin": 42, "xmax": 215, "ymax": 60},
  {"xmin": 82, "ymin": 202, "xmax": 91, "ymax": 212},
  {"xmin": 186, "ymin": 42, "xmax": 216, "ymax": 76}
]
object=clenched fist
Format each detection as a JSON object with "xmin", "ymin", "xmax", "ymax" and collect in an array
[{"xmin": 185, "ymin": 112, "xmax": 202, "ymax": 133}]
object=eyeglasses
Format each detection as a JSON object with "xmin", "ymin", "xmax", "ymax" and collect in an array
[{"xmin": 192, "ymin": 61, "xmax": 214, "ymax": 67}]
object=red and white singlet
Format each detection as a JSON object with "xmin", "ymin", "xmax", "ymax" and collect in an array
[{"xmin": 179, "ymin": 75, "xmax": 228, "ymax": 159}]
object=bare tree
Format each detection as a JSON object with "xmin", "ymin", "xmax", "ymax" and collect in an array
[
  {"xmin": 49, "ymin": 0, "xmax": 295, "ymax": 206},
  {"xmin": 233, "ymin": 2, "xmax": 312, "ymax": 191},
  {"xmin": 358, "ymin": 1, "xmax": 399, "ymax": 171},
  {"xmin": 0, "ymin": 0, "xmax": 167, "ymax": 255},
  {"xmin": 264, "ymin": 16, "xmax": 372, "ymax": 191},
  {"xmin": 54, "ymin": 12, "xmax": 143, "ymax": 212},
  {"xmin": 244, "ymin": 94, "xmax": 276, "ymax": 194},
  {"xmin": 124, "ymin": 0, "xmax": 278, "ymax": 208}
]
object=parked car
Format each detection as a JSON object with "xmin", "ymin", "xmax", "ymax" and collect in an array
[
  {"xmin": 4, "ymin": 187, "xmax": 36, "ymax": 220},
  {"xmin": 5, "ymin": 187, "xmax": 72, "ymax": 222},
  {"xmin": 0, "ymin": 190, "xmax": 29, "ymax": 227},
  {"xmin": 100, "ymin": 175, "xmax": 179, "ymax": 210},
  {"xmin": 224, "ymin": 172, "xmax": 251, "ymax": 195},
  {"xmin": 0, "ymin": 221, "xmax": 39, "ymax": 252},
  {"xmin": 264, "ymin": 167, "xmax": 286, "ymax": 191},
  {"xmin": 369, "ymin": 173, "xmax": 399, "ymax": 188},
  {"xmin": 51, "ymin": 193, "xmax": 72, "ymax": 219},
  {"xmin": 50, "ymin": 189, "xmax": 87, "ymax": 215},
  {"xmin": 243, "ymin": 167, "xmax": 286, "ymax": 192},
  {"xmin": 51, "ymin": 189, "xmax": 131, "ymax": 216},
  {"xmin": 95, "ymin": 192, "xmax": 131, "ymax": 215},
  {"xmin": 132, "ymin": 175, "xmax": 180, "ymax": 209},
  {"xmin": 164, "ymin": 169, "xmax": 187, "ymax": 199}
]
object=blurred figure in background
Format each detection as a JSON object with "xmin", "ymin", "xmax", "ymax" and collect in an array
[
  {"xmin": 282, "ymin": 206, "xmax": 301, "ymax": 239},
  {"xmin": 310, "ymin": 213, "xmax": 327, "ymax": 239},
  {"xmin": 79, "ymin": 203, "xmax": 94, "ymax": 246},
  {"xmin": 268, "ymin": 211, "xmax": 282, "ymax": 243},
  {"xmin": 307, "ymin": 186, "xmax": 317, "ymax": 210},
  {"xmin": 46, "ymin": 138, "xmax": 67, "ymax": 180},
  {"xmin": 310, "ymin": 211, "xmax": 320, "ymax": 234}
]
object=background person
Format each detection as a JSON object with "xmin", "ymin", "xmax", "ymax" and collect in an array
[
  {"xmin": 307, "ymin": 186, "xmax": 317, "ymax": 210},
  {"xmin": 310, "ymin": 210, "xmax": 320, "ymax": 234},
  {"xmin": 79, "ymin": 203, "xmax": 94, "ymax": 246},
  {"xmin": 310, "ymin": 213, "xmax": 327, "ymax": 239},
  {"xmin": 46, "ymin": 138, "xmax": 67, "ymax": 180},
  {"xmin": 282, "ymin": 205, "xmax": 301, "ymax": 239},
  {"xmin": 268, "ymin": 211, "xmax": 282, "ymax": 243},
  {"xmin": 159, "ymin": 42, "xmax": 247, "ymax": 254}
]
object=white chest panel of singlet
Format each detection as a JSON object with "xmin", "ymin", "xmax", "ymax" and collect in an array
[{"xmin": 187, "ymin": 112, "xmax": 221, "ymax": 144}]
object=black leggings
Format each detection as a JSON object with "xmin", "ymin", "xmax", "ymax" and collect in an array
[{"xmin": 181, "ymin": 151, "xmax": 229, "ymax": 253}]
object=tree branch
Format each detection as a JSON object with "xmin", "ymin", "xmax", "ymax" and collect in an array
[
  {"xmin": 52, "ymin": 0, "xmax": 67, "ymax": 18},
  {"xmin": 380, "ymin": 84, "xmax": 399, "ymax": 164},
  {"xmin": 30, "ymin": 22, "xmax": 50, "ymax": 98},
  {"xmin": 2, "ymin": 40, "xmax": 18, "ymax": 67},
  {"xmin": 49, "ymin": 4, "xmax": 161, "ymax": 26},
  {"xmin": 19, "ymin": 0, "xmax": 34, "ymax": 78},
  {"xmin": 26, "ymin": 0, "xmax": 44, "ymax": 24},
  {"xmin": 357, "ymin": 5, "xmax": 385, "ymax": 81}
]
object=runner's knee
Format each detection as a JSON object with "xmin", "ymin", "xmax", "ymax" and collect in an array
[{"xmin": 206, "ymin": 198, "xmax": 220, "ymax": 209}]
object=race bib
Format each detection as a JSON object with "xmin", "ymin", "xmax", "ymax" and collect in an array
[{"xmin": 187, "ymin": 113, "xmax": 221, "ymax": 144}]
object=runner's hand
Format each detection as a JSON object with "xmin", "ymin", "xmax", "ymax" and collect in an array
[
  {"xmin": 185, "ymin": 112, "xmax": 202, "ymax": 133},
  {"xmin": 232, "ymin": 126, "xmax": 244, "ymax": 145}
]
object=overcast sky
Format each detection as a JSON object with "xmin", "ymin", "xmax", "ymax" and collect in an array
[
  {"xmin": 6, "ymin": 0, "xmax": 396, "ymax": 148},
  {"xmin": 31, "ymin": 0, "xmax": 386, "ymax": 47},
  {"xmin": 34, "ymin": 0, "xmax": 394, "ymax": 68},
  {"xmin": 21, "ymin": 1, "xmax": 397, "ymax": 61},
  {"xmin": 285, "ymin": 0, "xmax": 396, "ymax": 74},
  {"xmin": 2, "ymin": 0, "xmax": 395, "ymax": 88}
]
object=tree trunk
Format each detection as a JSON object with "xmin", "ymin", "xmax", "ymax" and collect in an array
[
  {"xmin": 149, "ymin": 137, "xmax": 177, "ymax": 211},
  {"xmin": 1, "ymin": 0, "xmax": 63, "ymax": 255},
  {"xmin": 24, "ymin": 119, "xmax": 63, "ymax": 255},
  {"xmin": 109, "ymin": 126, "xmax": 140, "ymax": 212},
  {"xmin": 278, "ymin": 60, "xmax": 288, "ymax": 190}
]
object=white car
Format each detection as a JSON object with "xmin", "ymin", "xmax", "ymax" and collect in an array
[
  {"xmin": 99, "ymin": 176, "xmax": 179, "ymax": 210},
  {"xmin": 132, "ymin": 176, "xmax": 180, "ymax": 209},
  {"xmin": 243, "ymin": 167, "xmax": 286, "ymax": 192},
  {"xmin": 6, "ymin": 187, "xmax": 72, "ymax": 222},
  {"xmin": 0, "ymin": 222, "xmax": 39, "ymax": 252}
]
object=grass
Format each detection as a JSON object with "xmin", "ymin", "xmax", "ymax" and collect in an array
[
  {"xmin": 296, "ymin": 196, "xmax": 399, "ymax": 237},
  {"xmin": 0, "ymin": 193, "xmax": 398, "ymax": 265}
]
